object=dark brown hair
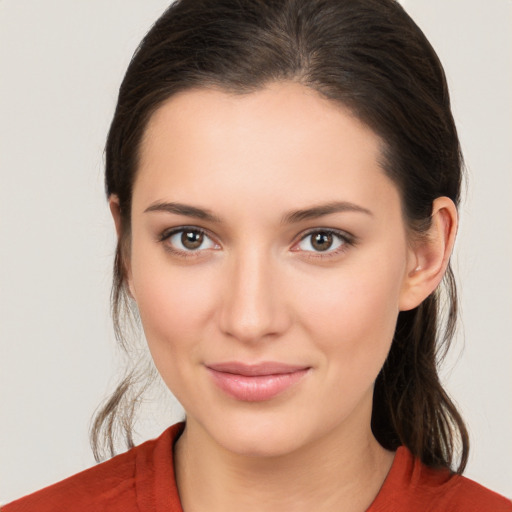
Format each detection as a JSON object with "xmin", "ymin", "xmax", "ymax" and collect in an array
[{"xmin": 92, "ymin": 0, "xmax": 469, "ymax": 472}]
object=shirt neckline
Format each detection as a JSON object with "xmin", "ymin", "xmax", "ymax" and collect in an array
[{"xmin": 137, "ymin": 423, "xmax": 417, "ymax": 512}]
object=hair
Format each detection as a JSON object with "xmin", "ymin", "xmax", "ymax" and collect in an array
[{"xmin": 91, "ymin": 0, "xmax": 469, "ymax": 472}]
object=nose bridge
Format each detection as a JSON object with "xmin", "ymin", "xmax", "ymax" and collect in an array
[{"xmin": 219, "ymin": 244, "xmax": 288, "ymax": 343}]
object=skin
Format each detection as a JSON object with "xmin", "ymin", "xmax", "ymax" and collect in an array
[{"xmin": 110, "ymin": 82, "xmax": 457, "ymax": 512}]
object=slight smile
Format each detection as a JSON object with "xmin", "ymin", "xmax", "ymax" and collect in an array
[{"xmin": 205, "ymin": 362, "xmax": 311, "ymax": 402}]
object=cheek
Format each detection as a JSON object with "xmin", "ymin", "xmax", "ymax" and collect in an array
[
  {"xmin": 129, "ymin": 244, "xmax": 218, "ymax": 365},
  {"xmin": 293, "ymin": 254, "xmax": 405, "ymax": 374},
  {"xmin": 131, "ymin": 267, "xmax": 219, "ymax": 403}
]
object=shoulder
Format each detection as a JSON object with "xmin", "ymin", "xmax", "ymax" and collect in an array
[
  {"xmin": 370, "ymin": 446, "xmax": 512, "ymax": 512},
  {"xmin": 2, "ymin": 448, "xmax": 139, "ymax": 512},
  {"xmin": 441, "ymin": 475, "xmax": 512, "ymax": 512},
  {"xmin": 1, "ymin": 425, "xmax": 182, "ymax": 512},
  {"xmin": 2, "ymin": 444, "xmax": 144, "ymax": 512}
]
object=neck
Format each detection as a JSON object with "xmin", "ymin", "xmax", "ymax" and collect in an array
[{"xmin": 174, "ymin": 406, "xmax": 395, "ymax": 512}]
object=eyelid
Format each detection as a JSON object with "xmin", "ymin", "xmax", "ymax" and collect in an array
[
  {"xmin": 157, "ymin": 225, "xmax": 356, "ymax": 260},
  {"xmin": 158, "ymin": 226, "xmax": 221, "ymax": 255},
  {"xmin": 291, "ymin": 227, "xmax": 357, "ymax": 257}
]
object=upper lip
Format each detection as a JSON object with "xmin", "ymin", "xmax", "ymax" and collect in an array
[{"xmin": 206, "ymin": 362, "xmax": 310, "ymax": 376}]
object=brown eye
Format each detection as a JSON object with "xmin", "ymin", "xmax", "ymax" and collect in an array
[
  {"xmin": 295, "ymin": 229, "xmax": 348, "ymax": 255},
  {"xmin": 311, "ymin": 232, "xmax": 333, "ymax": 251},
  {"xmin": 164, "ymin": 228, "xmax": 218, "ymax": 253},
  {"xmin": 181, "ymin": 230, "xmax": 203, "ymax": 250}
]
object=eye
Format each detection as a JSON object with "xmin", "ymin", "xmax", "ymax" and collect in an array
[
  {"xmin": 294, "ymin": 229, "xmax": 352, "ymax": 254},
  {"xmin": 161, "ymin": 227, "xmax": 219, "ymax": 253}
]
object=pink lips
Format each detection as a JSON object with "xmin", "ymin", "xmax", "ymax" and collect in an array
[{"xmin": 206, "ymin": 362, "xmax": 310, "ymax": 402}]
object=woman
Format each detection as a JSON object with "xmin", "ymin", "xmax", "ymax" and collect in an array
[{"xmin": 3, "ymin": 0, "xmax": 511, "ymax": 510}]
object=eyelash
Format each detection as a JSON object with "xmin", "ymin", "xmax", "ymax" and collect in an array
[
  {"xmin": 292, "ymin": 228, "xmax": 356, "ymax": 260},
  {"xmin": 158, "ymin": 226, "xmax": 356, "ymax": 260},
  {"xmin": 158, "ymin": 226, "xmax": 219, "ymax": 259}
]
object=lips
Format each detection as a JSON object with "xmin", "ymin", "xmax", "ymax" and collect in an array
[{"xmin": 206, "ymin": 362, "xmax": 310, "ymax": 402}]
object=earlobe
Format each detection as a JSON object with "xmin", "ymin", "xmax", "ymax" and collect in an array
[{"xmin": 399, "ymin": 197, "xmax": 458, "ymax": 311}]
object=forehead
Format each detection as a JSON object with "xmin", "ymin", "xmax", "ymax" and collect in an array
[
  {"xmin": 140, "ymin": 82, "xmax": 380, "ymax": 164},
  {"xmin": 134, "ymin": 82, "xmax": 398, "ymax": 217}
]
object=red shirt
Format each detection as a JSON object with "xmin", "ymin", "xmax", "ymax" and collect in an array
[{"xmin": 3, "ymin": 423, "xmax": 511, "ymax": 511}]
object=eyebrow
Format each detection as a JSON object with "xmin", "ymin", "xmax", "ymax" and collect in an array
[
  {"xmin": 144, "ymin": 200, "xmax": 372, "ymax": 224},
  {"xmin": 281, "ymin": 201, "xmax": 373, "ymax": 224},
  {"xmin": 144, "ymin": 201, "xmax": 222, "ymax": 223}
]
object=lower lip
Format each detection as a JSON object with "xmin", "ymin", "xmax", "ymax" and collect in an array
[{"xmin": 207, "ymin": 368, "xmax": 310, "ymax": 402}]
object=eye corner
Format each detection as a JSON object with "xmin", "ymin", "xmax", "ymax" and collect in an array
[
  {"xmin": 158, "ymin": 226, "xmax": 221, "ymax": 257},
  {"xmin": 291, "ymin": 228, "xmax": 357, "ymax": 259}
]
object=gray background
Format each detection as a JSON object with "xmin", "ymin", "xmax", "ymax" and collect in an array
[{"xmin": 1, "ymin": 0, "xmax": 511, "ymax": 503}]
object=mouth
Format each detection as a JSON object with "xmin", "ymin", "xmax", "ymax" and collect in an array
[{"xmin": 205, "ymin": 362, "xmax": 310, "ymax": 402}]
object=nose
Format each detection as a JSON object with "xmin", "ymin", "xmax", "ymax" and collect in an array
[{"xmin": 218, "ymin": 248, "xmax": 291, "ymax": 344}]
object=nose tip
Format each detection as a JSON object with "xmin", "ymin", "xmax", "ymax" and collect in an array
[
  {"xmin": 220, "ymin": 288, "xmax": 281, "ymax": 343},
  {"xmin": 218, "ymin": 258, "xmax": 290, "ymax": 344}
]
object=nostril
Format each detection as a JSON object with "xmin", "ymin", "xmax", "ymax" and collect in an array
[
  {"xmin": 217, "ymin": 255, "xmax": 292, "ymax": 342},
  {"xmin": 218, "ymin": 293, "xmax": 289, "ymax": 343}
]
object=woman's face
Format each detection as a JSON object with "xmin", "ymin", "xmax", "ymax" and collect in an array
[{"xmin": 126, "ymin": 82, "xmax": 418, "ymax": 457}]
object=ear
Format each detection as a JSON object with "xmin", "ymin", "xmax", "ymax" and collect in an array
[
  {"xmin": 109, "ymin": 194, "xmax": 123, "ymax": 238},
  {"xmin": 399, "ymin": 197, "xmax": 458, "ymax": 311},
  {"xmin": 108, "ymin": 195, "xmax": 136, "ymax": 300}
]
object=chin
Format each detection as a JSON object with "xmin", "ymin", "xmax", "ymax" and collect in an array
[
  {"xmin": 199, "ymin": 408, "xmax": 320, "ymax": 459},
  {"xmin": 220, "ymin": 430, "xmax": 306, "ymax": 458}
]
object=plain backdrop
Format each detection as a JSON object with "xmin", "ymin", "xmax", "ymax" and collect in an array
[{"xmin": 1, "ymin": 0, "xmax": 511, "ymax": 504}]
